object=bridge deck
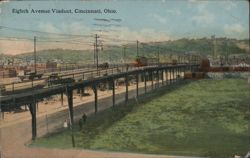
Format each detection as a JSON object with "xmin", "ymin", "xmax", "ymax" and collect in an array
[{"xmin": 0, "ymin": 64, "xmax": 198, "ymax": 108}]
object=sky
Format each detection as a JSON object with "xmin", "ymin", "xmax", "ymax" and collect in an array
[{"xmin": 0, "ymin": 0, "xmax": 249, "ymax": 55}]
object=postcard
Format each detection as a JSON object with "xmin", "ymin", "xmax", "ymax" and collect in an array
[{"xmin": 0, "ymin": 0, "xmax": 249, "ymax": 158}]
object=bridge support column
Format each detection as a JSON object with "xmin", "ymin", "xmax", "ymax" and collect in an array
[
  {"xmin": 169, "ymin": 68, "xmax": 172, "ymax": 84},
  {"xmin": 180, "ymin": 67, "xmax": 183, "ymax": 79},
  {"xmin": 67, "ymin": 89, "xmax": 74, "ymax": 124},
  {"xmin": 66, "ymin": 88, "xmax": 75, "ymax": 147},
  {"xmin": 179, "ymin": 67, "xmax": 182, "ymax": 79},
  {"xmin": 93, "ymin": 84, "xmax": 98, "ymax": 113},
  {"xmin": 182, "ymin": 66, "xmax": 184, "ymax": 78},
  {"xmin": 157, "ymin": 70, "xmax": 160, "ymax": 88},
  {"xmin": 112, "ymin": 79, "xmax": 115, "ymax": 107},
  {"xmin": 61, "ymin": 92, "xmax": 64, "ymax": 106},
  {"xmin": 81, "ymin": 88, "xmax": 85, "ymax": 97},
  {"xmin": 182, "ymin": 67, "xmax": 184, "ymax": 79},
  {"xmin": 144, "ymin": 71, "xmax": 147, "ymax": 94},
  {"xmin": 175, "ymin": 67, "xmax": 178, "ymax": 80},
  {"xmin": 184, "ymin": 66, "xmax": 186, "ymax": 78},
  {"xmin": 177, "ymin": 68, "xmax": 179, "ymax": 81},
  {"xmin": 29, "ymin": 102, "xmax": 37, "ymax": 140},
  {"xmin": 177, "ymin": 67, "xmax": 179, "ymax": 80},
  {"xmin": 180, "ymin": 67, "xmax": 182, "ymax": 79},
  {"xmin": 165, "ymin": 69, "xmax": 168, "ymax": 85},
  {"xmin": 161, "ymin": 70, "xmax": 164, "ymax": 86},
  {"xmin": 125, "ymin": 75, "xmax": 129, "ymax": 104},
  {"xmin": 0, "ymin": 109, "xmax": 3, "ymax": 120},
  {"xmin": 172, "ymin": 68, "xmax": 175, "ymax": 82},
  {"xmin": 174, "ymin": 68, "xmax": 176, "ymax": 82},
  {"xmin": 136, "ymin": 74, "xmax": 139, "ymax": 98},
  {"xmin": 151, "ymin": 71, "xmax": 154, "ymax": 90}
]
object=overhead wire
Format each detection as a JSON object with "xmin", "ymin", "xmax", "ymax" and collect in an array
[{"xmin": 0, "ymin": 25, "xmax": 94, "ymax": 38}]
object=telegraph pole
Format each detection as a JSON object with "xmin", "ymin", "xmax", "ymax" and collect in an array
[
  {"xmin": 157, "ymin": 46, "xmax": 160, "ymax": 64},
  {"xmin": 123, "ymin": 45, "xmax": 127, "ymax": 63},
  {"xmin": 34, "ymin": 36, "xmax": 37, "ymax": 74},
  {"xmin": 212, "ymin": 35, "xmax": 217, "ymax": 60},
  {"xmin": 226, "ymin": 39, "xmax": 229, "ymax": 65},
  {"xmin": 136, "ymin": 40, "xmax": 139, "ymax": 57},
  {"xmin": 93, "ymin": 43, "xmax": 96, "ymax": 65},
  {"xmin": 95, "ymin": 34, "xmax": 99, "ymax": 68}
]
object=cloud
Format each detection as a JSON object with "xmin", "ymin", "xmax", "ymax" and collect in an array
[
  {"xmin": 188, "ymin": 0, "xmax": 208, "ymax": 10},
  {"xmin": 191, "ymin": 11, "xmax": 214, "ymax": 25},
  {"xmin": 38, "ymin": 22, "xmax": 61, "ymax": 33},
  {"xmin": 61, "ymin": 22, "xmax": 91, "ymax": 35},
  {"xmin": 189, "ymin": 0, "xmax": 214, "ymax": 26},
  {"xmin": 38, "ymin": 22, "xmax": 91, "ymax": 35},
  {"xmin": 224, "ymin": 1, "xmax": 237, "ymax": 11},
  {"xmin": 1, "ymin": 21, "xmax": 172, "ymax": 55},
  {"xmin": 224, "ymin": 23, "xmax": 244, "ymax": 34},
  {"xmin": 149, "ymin": 13, "xmax": 167, "ymax": 24},
  {"xmin": 188, "ymin": 0, "xmax": 197, "ymax": 3},
  {"xmin": 102, "ymin": 27, "xmax": 171, "ymax": 43},
  {"xmin": 166, "ymin": 9, "xmax": 181, "ymax": 16}
]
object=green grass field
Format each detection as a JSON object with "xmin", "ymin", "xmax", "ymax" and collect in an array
[{"xmin": 32, "ymin": 79, "xmax": 250, "ymax": 158}]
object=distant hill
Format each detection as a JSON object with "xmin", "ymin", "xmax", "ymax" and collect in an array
[{"xmin": 14, "ymin": 38, "xmax": 249, "ymax": 64}]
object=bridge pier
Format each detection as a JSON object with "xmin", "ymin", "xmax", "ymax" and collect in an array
[
  {"xmin": 66, "ymin": 88, "xmax": 75, "ymax": 147},
  {"xmin": 67, "ymin": 89, "xmax": 74, "ymax": 123},
  {"xmin": 182, "ymin": 66, "xmax": 184, "ymax": 79},
  {"xmin": 29, "ymin": 101, "xmax": 37, "ymax": 140},
  {"xmin": 165, "ymin": 69, "xmax": 168, "ymax": 85},
  {"xmin": 151, "ymin": 71, "xmax": 154, "ymax": 90},
  {"xmin": 169, "ymin": 68, "xmax": 172, "ymax": 84},
  {"xmin": 112, "ymin": 78, "xmax": 115, "ymax": 107},
  {"xmin": 93, "ymin": 84, "xmax": 98, "ymax": 113},
  {"xmin": 176, "ymin": 67, "xmax": 178, "ymax": 80},
  {"xmin": 177, "ymin": 67, "xmax": 179, "ymax": 81},
  {"xmin": 80, "ymin": 88, "xmax": 85, "ymax": 97},
  {"xmin": 36, "ymin": 102, "xmax": 39, "ymax": 112},
  {"xmin": 174, "ymin": 68, "xmax": 177, "ymax": 82},
  {"xmin": 161, "ymin": 70, "xmax": 164, "ymax": 86},
  {"xmin": 125, "ymin": 74, "xmax": 129, "ymax": 104},
  {"xmin": 144, "ymin": 71, "xmax": 147, "ymax": 93},
  {"xmin": 0, "ymin": 111, "xmax": 3, "ymax": 120},
  {"xmin": 172, "ymin": 68, "xmax": 175, "ymax": 82},
  {"xmin": 179, "ymin": 67, "xmax": 182, "ymax": 79},
  {"xmin": 136, "ymin": 74, "xmax": 139, "ymax": 98},
  {"xmin": 61, "ymin": 92, "xmax": 64, "ymax": 106},
  {"xmin": 156, "ymin": 70, "xmax": 160, "ymax": 88}
]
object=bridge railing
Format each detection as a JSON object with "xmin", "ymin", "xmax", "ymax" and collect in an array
[
  {"xmin": 0, "ymin": 64, "xmax": 141, "ymax": 95},
  {"xmin": 0, "ymin": 63, "xmax": 192, "ymax": 96}
]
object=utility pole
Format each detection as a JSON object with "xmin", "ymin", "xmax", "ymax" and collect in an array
[
  {"xmin": 136, "ymin": 40, "xmax": 139, "ymax": 57},
  {"xmin": 157, "ymin": 46, "xmax": 160, "ymax": 64},
  {"xmin": 212, "ymin": 35, "xmax": 217, "ymax": 60},
  {"xmin": 95, "ymin": 34, "xmax": 99, "ymax": 68},
  {"xmin": 123, "ymin": 45, "xmax": 127, "ymax": 63},
  {"xmin": 93, "ymin": 43, "xmax": 96, "ymax": 65},
  {"xmin": 34, "ymin": 36, "xmax": 37, "ymax": 74},
  {"xmin": 226, "ymin": 39, "xmax": 229, "ymax": 65}
]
